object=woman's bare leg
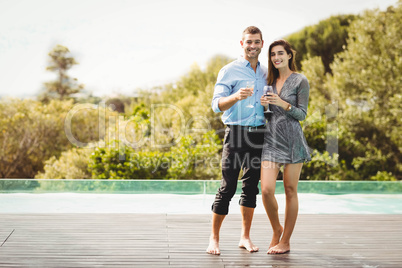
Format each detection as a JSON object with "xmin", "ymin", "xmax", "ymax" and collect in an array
[
  {"xmin": 268, "ymin": 163, "xmax": 303, "ymax": 254},
  {"xmin": 260, "ymin": 161, "xmax": 283, "ymax": 250}
]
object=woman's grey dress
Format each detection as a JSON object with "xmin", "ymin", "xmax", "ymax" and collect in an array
[{"xmin": 262, "ymin": 73, "xmax": 311, "ymax": 163}]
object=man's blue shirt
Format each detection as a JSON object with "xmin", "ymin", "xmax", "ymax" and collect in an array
[{"xmin": 211, "ymin": 57, "xmax": 268, "ymax": 127}]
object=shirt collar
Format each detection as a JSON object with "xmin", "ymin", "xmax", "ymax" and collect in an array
[{"xmin": 238, "ymin": 56, "xmax": 260, "ymax": 67}]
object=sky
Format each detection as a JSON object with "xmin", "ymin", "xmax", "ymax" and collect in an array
[{"xmin": 0, "ymin": 0, "xmax": 398, "ymax": 98}]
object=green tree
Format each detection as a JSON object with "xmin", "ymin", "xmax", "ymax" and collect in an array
[
  {"xmin": 40, "ymin": 45, "xmax": 84, "ymax": 101},
  {"xmin": 325, "ymin": 2, "xmax": 402, "ymax": 179},
  {"xmin": 0, "ymin": 99, "xmax": 72, "ymax": 177},
  {"xmin": 0, "ymin": 98, "xmax": 116, "ymax": 178},
  {"xmin": 287, "ymin": 14, "xmax": 356, "ymax": 74}
]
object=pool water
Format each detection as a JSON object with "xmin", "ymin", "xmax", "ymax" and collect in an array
[
  {"xmin": 1, "ymin": 180, "xmax": 401, "ymax": 214},
  {"xmin": 1, "ymin": 193, "xmax": 401, "ymax": 214}
]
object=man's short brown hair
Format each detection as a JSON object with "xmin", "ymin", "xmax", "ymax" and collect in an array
[{"xmin": 242, "ymin": 26, "xmax": 263, "ymax": 40}]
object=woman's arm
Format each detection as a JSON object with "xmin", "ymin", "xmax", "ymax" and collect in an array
[{"xmin": 286, "ymin": 76, "xmax": 310, "ymax": 121}]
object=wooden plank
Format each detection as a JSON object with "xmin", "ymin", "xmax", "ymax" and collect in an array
[{"xmin": 0, "ymin": 214, "xmax": 401, "ymax": 267}]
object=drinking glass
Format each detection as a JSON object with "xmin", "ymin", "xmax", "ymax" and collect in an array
[
  {"xmin": 263, "ymin": 85, "xmax": 273, "ymax": 113},
  {"xmin": 245, "ymin": 80, "xmax": 255, "ymax": 108}
]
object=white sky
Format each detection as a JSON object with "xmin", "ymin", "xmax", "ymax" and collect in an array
[{"xmin": 0, "ymin": 0, "xmax": 398, "ymax": 98}]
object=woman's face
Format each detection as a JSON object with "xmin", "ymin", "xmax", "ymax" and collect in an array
[{"xmin": 270, "ymin": 45, "xmax": 291, "ymax": 69}]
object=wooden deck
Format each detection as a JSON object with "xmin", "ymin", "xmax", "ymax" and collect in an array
[{"xmin": 0, "ymin": 214, "xmax": 401, "ymax": 267}]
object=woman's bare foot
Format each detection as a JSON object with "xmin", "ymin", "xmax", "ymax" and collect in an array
[
  {"xmin": 238, "ymin": 238, "xmax": 259, "ymax": 252},
  {"xmin": 206, "ymin": 236, "xmax": 221, "ymax": 255},
  {"xmin": 269, "ymin": 225, "xmax": 284, "ymax": 249},
  {"xmin": 267, "ymin": 242, "xmax": 290, "ymax": 254}
]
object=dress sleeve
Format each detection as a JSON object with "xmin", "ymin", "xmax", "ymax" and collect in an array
[{"xmin": 286, "ymin": 75, "xmax": 310, "ymax": 121}]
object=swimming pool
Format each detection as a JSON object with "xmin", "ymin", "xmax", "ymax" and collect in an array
[
  {"xmin": 1, "ymin": 179, "xmax": 401, "ymax": 194},
  {"xmin": 1, "ymin": 192, "xmax": 401, "ymax": 214},
  {"xmin": 0, "ymin": 179, "xmax": 401, "ymax": 214}
]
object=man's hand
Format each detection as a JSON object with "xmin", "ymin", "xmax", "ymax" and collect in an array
[
  {"xmin": 236, "ymin": 87, "xmax": 253, "ymax": 100},
  {"xmin": 218, "ymin": 87, "xmax": 253, "ymax": 111}
]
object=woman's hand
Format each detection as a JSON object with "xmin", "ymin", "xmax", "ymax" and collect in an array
[
  {"xmin": 260, "ymin": 95, "xmax": 269, "ymax": 108},
  {"xmin": 266, "ymin": 93, "xmax": 288, "ymax": 109}
]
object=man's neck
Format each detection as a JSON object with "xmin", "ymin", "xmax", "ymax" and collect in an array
[{"xmin": 244, "ymin": 56, "xmax": 259, "ymax": 72}]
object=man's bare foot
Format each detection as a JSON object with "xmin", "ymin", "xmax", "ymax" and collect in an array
[
  {"xmin": 267, "ymin": 242, "xmax": 290, "ymax": 254},
  {"xmin": 206, "ymin": 236, "xmax": 221, "ymax": 255},
  {"xmin": 269, "ymin": 225, "xmax": 284, "ymax": 249},
  {"xmin": 238, "ymin": 238, "xmax": 259, "ymax": 252}
]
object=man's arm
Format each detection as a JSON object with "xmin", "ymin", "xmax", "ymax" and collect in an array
[
  {"xmin": 217, "ymin": 87, "xmax": 252, "ymax": 112},
  {"xmin": 211, "ymin": 66, "xmax": 252, "ymax": 113}
]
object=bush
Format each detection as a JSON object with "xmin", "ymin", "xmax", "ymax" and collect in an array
[
  {"xmin": 370, "ymin": 171, "xmax": 397, "ymax": 181},
  {"xmin": 0, "ymin": 98, "xmax": 117, "ymax": 178},
  {"xmin": 35, "ymin": 147, "xmax": 93, "ymax": 179},
  {"xmin": 88, "ymin": 131, "xmax": 221, "ymax": 180},
  {"xmin": 89, "ymin": 147, "xmax": 169, "ymax": 180},
  {"xmin": 302, "ymin": 150, "xmax": 360, "ymax": 181}
]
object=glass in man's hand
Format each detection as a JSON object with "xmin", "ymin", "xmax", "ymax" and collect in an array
[
  {"xmin": 263, "ymin": 85, "xmax": 273, "ymax": 113},
  {"xmin": 245, "ymin": 80, "xmax": 255, "ymax": 108}
]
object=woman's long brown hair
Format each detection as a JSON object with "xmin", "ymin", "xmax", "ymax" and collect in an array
[{"xmin": 267, "ymin": 39, "xmax": 297, "ymax": 85}]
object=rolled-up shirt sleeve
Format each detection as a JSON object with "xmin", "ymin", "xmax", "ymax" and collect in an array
[
  {"xmin": 286, "ymin": 76, "xmax": 310, "ymax": 121},
  {"xmin": 211, "ymin": 68, "xmax": 232, "ymax": 113}
]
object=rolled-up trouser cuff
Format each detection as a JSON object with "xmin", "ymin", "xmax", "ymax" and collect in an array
[
  {"xmin": 211, "ymin": 204, "xmax": 228, "ymax": 215},
  {"xmin": 239, "ymin": 198, "xmax": 257, "ymax": 209},
  {"xmin": 211, "ymin": 198, "xmax": 257, "ymax": 215}
]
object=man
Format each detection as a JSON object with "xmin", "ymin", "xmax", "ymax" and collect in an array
[{"xmin": 207, "ymin": 26, "xmax": 267, "ymax": 255}]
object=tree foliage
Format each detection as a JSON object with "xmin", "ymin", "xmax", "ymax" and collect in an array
[
  {"xmin": 325, "ymin": 3, "xmax": 402, "ymax": 179},
  {"xmin": 0, "ymin": 98, "xmax": 116, "ymax": 178},
  {"xmin": 286, "ymin": 14, "xmax": 357, "ymax": 74},
  {"xmin": 88, "ymin": 131, "xmax": 221, "ymax": 180},
  {"xmin": 299, "ymin": 1, "xmax": 401, "ymax": 180},
  {"xmin": 40, "ymin": 45, "xmax": 84, "ymax": 102},
  {"xmin": 36, "ymin": 147, "xmax": 92, "ymax": 179},
  {"xmin": 0, "ymin": 99, "xmax": 70, "ymax": 178}
]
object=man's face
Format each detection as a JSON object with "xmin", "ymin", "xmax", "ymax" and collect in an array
[{"xmin": 241, "ymin": 33, "xmax": 263, "ymax": 61}]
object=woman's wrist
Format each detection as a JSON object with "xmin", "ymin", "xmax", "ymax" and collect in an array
[{"xmin": 281, "ymin": 100, "xmax": 288, "ymax": 110}]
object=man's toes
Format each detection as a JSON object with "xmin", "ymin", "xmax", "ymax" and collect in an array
[
  {"xmin": 246, "ymin": 245, "xmax": 258, "ymax": 252},
  {"xmin": 207, "ymin": 248, "xmax": 220, "ymax": 255}
]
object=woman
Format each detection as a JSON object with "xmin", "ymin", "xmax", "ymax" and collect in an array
[{"xmin": 260, "ymin": 39, "xmax": 311, "ymax": 254}]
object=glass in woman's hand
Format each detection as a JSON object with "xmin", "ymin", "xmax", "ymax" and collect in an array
[{"xmin": 263, "ymin": 85, "xmax": 273, "ymax": 113}]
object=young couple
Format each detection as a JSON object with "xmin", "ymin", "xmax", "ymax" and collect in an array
[{"xmin": 207, "ymin": 26, "xmax": 311, "ymax": 255}]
